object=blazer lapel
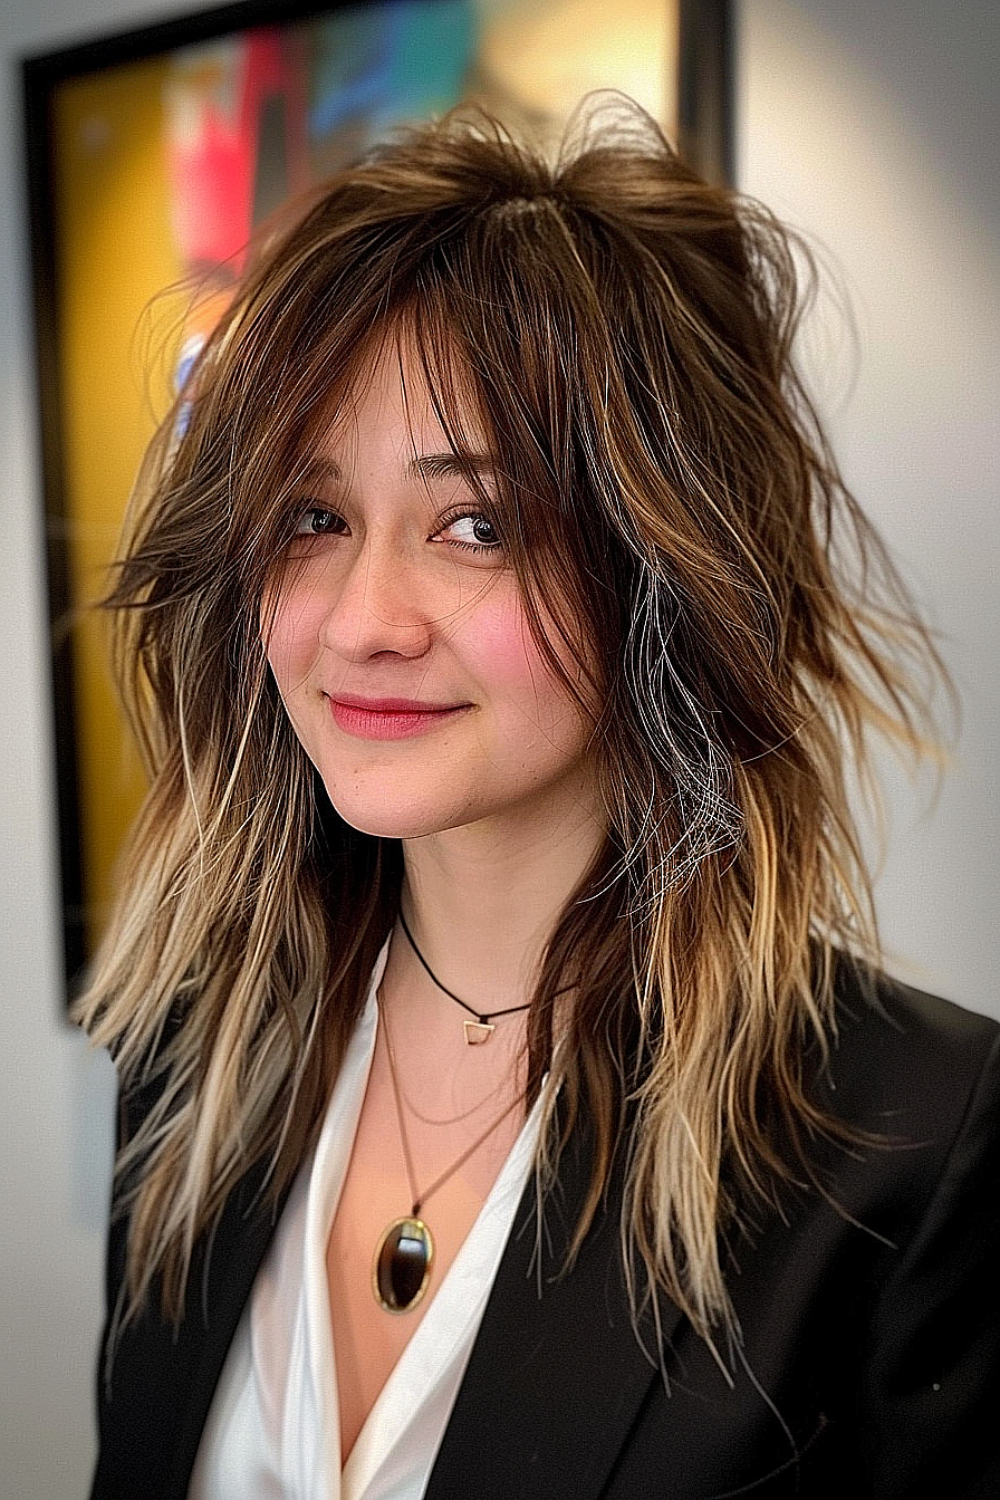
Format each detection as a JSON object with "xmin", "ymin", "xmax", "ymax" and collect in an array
[
  {"xmin": 165, "ymin": 1161, "xmax": 291, "ymax": 1500},
  {"xmin": 426, "ymin": 1114, "xmax": 685, "ymax": 1500}
]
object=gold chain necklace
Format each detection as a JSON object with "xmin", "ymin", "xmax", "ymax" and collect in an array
[{"xmin": 372, "ymin": 990, "xmax": 522, "ymax": 1314}]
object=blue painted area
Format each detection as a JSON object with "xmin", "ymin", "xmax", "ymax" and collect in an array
[{"xmin": 307, "ymin": 0, "xmax": 477, "ymax": 143}]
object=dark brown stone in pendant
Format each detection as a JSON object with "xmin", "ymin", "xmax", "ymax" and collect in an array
[{"xmin": 373, "ymin": 1216, "xmax": 434, "ymax": 1312}]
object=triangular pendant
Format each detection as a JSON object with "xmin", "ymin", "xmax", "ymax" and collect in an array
[{"xmin": 463, "ymin": 1018, "xmax": 496, "ymax": 1045}]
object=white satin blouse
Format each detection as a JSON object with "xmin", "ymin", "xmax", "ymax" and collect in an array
[{"xmin": 187, "ymin": 934, "xmax": 543, "ymax": 1500}]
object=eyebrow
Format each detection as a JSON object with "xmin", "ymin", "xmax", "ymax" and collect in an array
[
  {"xmin": 300, "ymin": 453, "xmax": 497, "ymax": 484},
  {"xmin": 410, "ymin": 453, "xmax": 497, "ymax": 482}
]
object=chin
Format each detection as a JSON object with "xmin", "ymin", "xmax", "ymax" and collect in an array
[{"xmin": 321, "ymin": 783, "xmax": 486, "ymax": 842}]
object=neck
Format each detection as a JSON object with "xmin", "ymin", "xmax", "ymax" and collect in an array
[{"xmin": 391, "ymin": 792, "xmax": 606, "ymax": 1015}]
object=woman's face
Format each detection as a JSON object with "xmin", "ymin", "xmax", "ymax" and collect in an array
[{"xmin": 263, "ymin": 339, "xmax": 600, "ymax": 844}]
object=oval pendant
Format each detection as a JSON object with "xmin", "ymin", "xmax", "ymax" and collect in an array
[{"xmin": 372, "ymin": 1216, "xmax": 434, "ymax": 1313}]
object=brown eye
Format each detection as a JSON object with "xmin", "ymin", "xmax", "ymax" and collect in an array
[
  {"xmin": 439, "ymin": 513, "xmax": 504, "ymax": 552},
  {"xmin": 294, "ymin": 507, "xmax": 345, "ymax": 536},
  {"xmin": 470, "ymin": 517, "xmax": 499, "ymax": 545}
]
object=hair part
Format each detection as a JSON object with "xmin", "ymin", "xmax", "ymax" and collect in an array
[{"xmin": 75, "ymin": 100, "xmax": 952, "ymax": 1355}]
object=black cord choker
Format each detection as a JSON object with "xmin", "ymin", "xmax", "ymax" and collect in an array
[{"xmin": 398, "ymin": 908, "xmax": 531, "ymax": 1045}]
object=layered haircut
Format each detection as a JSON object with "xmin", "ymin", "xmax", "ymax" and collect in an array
[{"xmin": 75, "ymin": 100, "xmax": 949, "ymax": 1351}]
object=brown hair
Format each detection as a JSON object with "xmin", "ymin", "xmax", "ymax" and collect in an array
[{"xmin": 75, "ymin": 100, "xmax": 949, "ymax": 1348}]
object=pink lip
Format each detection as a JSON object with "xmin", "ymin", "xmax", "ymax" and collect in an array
[{"xmin": 328, "ymin": 694, "xmax": 470, "ymax": 740}]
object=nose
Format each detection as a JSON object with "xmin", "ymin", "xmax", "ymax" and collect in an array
[{"xmin": 316, "ymin": 533, "xmax": 436, "ymax": 663}]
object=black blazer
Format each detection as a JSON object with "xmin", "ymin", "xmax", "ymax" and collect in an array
[{"xmin": 90, "ymin": 961, "xmax": 1000, "ymax": 1499}]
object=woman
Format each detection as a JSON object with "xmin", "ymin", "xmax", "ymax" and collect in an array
[{"xmin": 78, "ymin": 103, "xmax": 999, "ymax": 1499}]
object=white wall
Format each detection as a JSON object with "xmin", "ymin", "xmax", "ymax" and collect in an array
[
  {"xmin": 2, "ymin": 10, "xmax": 186, "ymax": 1496},
  {"xmin": 738, "ymin": 0, "xmax": 999, "ymax": 1005},
  {"xmin": 1, "ymin": 1, "xmax": 996, "ymax": 1493}
]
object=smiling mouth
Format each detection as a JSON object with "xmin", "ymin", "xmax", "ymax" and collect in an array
[{"xmin": 327, "ymin": 696, "xmax": 471, "ymax": 741}]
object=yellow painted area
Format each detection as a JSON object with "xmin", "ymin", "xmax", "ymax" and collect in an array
[
  {"xmin": 52, "ymin": 58, "xmax": 185, "ymax": 952},
  {"xmin": 477, "ymin": 0, "xmax": 677, "ymax": 132}
]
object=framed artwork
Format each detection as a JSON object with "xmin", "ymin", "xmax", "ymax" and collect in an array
[{"xmin": 22, "ymin": 0, "xmax": 733, "ymax": 996}]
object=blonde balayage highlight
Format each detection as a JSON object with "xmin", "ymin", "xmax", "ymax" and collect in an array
[{"xmin": 75, "ymin": 102, "xmax": 951, "ymax": 1351}]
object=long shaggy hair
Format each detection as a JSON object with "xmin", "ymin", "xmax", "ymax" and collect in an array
[{"xmin": 74, "ymin": 101, "xmax": 949, "ymax": 1351}]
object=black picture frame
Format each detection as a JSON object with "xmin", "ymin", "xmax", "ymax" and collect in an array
[{"xmin": 22, "ymin": 0, "xmax": 733, "ymax": 1000}]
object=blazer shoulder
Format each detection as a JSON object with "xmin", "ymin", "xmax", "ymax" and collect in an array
[
  {"xmin": 830, "ymin": 951, "xmax": 998, "ymax": 1052},
  {"xmin": 822, "ymin": 950, "xmax": 1000, "ymax": 1146}
]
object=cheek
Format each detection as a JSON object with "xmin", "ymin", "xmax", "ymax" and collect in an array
[
  {"xmin": 466, "ymin": 597, "xmax": 584, "ymax": 733},
  {"xmin": 261, "ymin": 581, "xmax": 321, "ymax": 694},
  {"xmin": 466, "ymin": 595, "xmax": 540, "ymax": 686}
]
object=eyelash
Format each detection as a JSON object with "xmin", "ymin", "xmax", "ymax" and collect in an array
[{"xmin": 293, "ymin": 506, "xmax": 504, "ymax": 556}]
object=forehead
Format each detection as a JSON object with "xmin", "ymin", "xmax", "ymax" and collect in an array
[
  {"xmin": 299, "ymin": 340, "xmax": 497, "ymax": 510},
  {"xmin": 347, "ymin": 338, "xmax": 445, "ymax": 438},
  {"xmin": 312, "ymin": 332, "xmax": 493, "ymax": 483}
]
